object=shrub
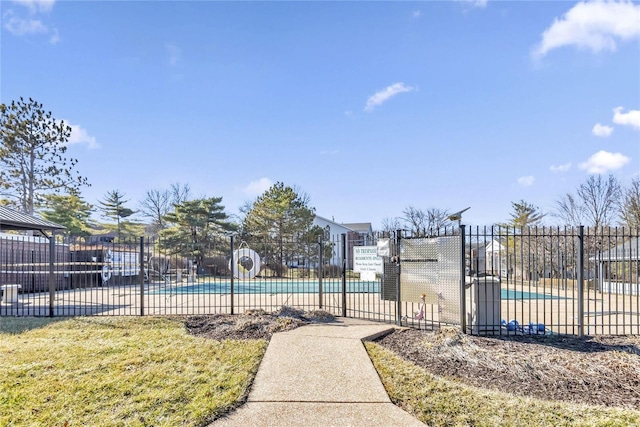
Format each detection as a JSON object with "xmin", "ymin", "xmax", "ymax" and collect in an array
[
  {"xmin": 205, "ymin": 256, "xmax": 231, "ymax": 276},
  {"xmin": 323, "ymin": 264, "xmax": 342, "ymax": 278}
]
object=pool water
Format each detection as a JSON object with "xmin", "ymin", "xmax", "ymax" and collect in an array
[
  {"xmin": 153, "ymin": 279, "xmax": 379, "ymax": 295},
  {"xmin": 501, "ymin": 289, "xmax": 567, "ymax": 300},
  {"xmin": 153, "ymin": 280, "xmax": 565, "ymax": 300}
]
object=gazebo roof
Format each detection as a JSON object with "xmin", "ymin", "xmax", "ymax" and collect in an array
[{"xmin": 0, "ymin": 206, "xmax": 66, "ymax": 233}]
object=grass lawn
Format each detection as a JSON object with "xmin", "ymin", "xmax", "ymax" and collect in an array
[
  {"xmin": 366, "ymin": 342, "xmax": 640, "ymax": 427},
  {"xmin": 1, "ymin": 317, "xmax": 266, "ymax": 427}
]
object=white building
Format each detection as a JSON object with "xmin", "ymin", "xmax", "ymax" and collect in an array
[{"xmin": 312, "ymin": 216, "xmax": 375, "ymax": 269}]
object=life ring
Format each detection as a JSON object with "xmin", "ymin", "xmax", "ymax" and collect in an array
[
  {"xmin": 101, "ymin": 265, "xmax": 112, "ymax": 283},
  {"xmin": 230, "ymin": 248, "xmax": 261, "ymax": 279}
]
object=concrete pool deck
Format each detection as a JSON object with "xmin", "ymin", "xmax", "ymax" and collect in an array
[
  {"xmin": 2, "ymin": 283, "xmax": 640, "ymax": 335},
  {"xmin": 208, "ymin": 317, "xmax": 426, "ymax": 427}
]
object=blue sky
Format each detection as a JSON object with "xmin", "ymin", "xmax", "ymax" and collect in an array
[{"xmin": 1, "ymin": 0, "xmax": 639, "ymax": 228}]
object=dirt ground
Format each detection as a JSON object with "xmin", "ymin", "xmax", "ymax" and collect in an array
[{"xmin": 185, "ymin": 310, "xmax": 640, "ymax": 410}]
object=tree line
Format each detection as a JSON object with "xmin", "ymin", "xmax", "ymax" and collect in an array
[
  {"xmin": 2, "ymin": 98, "xmax": 639, "ymax": 247},
  {"xmin": 1, "ymin": 99, "xmax": 327, "ymax": 274},
  {"xmin": 380, "ymin": 174, "xmax": 639, "ymax": 235}
]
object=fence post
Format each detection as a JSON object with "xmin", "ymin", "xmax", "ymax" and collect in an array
[
  {"xmin": 341, "ymin": 233, "xmax": 347, "ymax": 317},
  {"xmin": 318, "ymin": 235, "xmax": 323, "ymax": 309},
  {"xmin": 396, "ymin": 230, "xmax": 402, "ymax": 326},
  {"xmin": 230, "ymin": 235, "xmax": 235, "ymax": 315},
  {"xmin": 577, "ymin": 226, "xmax": 585, "ymax": 337},
  {"xmin": 139, "ymin": 237, "xmax": 145, "ymax": 316},
  {"xmin": 49, "ymin": 232, "xmax": 55, "ymax": 317},
  {"xmin": 460, "ymin": 225, "xmax": 467, "ymax": 333}
]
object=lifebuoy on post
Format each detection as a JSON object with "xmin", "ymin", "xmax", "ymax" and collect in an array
[
  {"xmin": 101, "ymin": 265, "xmax": 112, "ymax": 283},
  {"xmin": 229, "ymin": 248, "xmax": 261, "ymax": 279}
]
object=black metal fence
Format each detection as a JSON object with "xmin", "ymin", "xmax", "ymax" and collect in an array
[
  {"xmin": 461, "ymin": 226, "xmax": 640, "ymax": 336},
  {"xmin": 1, "ymin": 227, "xmax": 638, "ymax": 336}
]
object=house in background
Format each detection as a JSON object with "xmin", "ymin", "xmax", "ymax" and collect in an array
[
  {"xmin": 468, "ymin": 238, "xmax": 506, "ymax": 277},
  {"xmin": 343, "ymin": 222, "xmax": 374, "ymax": 245},
  {"xmin": 313, "ymin": 215, "xmax": 353, "ymax": 240},
  {"xmin": 312, "ymin": 216, "xmax": 375, "ymax": 269}
]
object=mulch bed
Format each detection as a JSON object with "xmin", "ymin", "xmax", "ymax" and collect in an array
[
  {"xmin": 185, "ymin": 307, "xmax": 335, "ymax": 341},
  {"xmin": 185, "ymin": 310, "xmax": 640, "ymax": 410},
  {"xmin": 374, "ymin": 327, "xmax": 640, "ymax": 409}
]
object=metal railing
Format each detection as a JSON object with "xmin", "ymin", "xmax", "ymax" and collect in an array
[{"xmin": 1, "ymin": 227, "xmax": 638, "ymax": 336}]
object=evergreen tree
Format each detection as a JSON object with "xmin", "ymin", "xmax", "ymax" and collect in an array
[
  {"xmin": 161, "ymin": 197, "xmax": 236, "ymax": 269},
  {"xmin": 0, "ymin": 98, "xmax": 89, "ymax": 214},
  {"xmin": 508, "ymin": 200, "xmax": 545, "ymax": 228},
  {"xmin": 99, "ymin": 190, "xmax": 137, "ymax": 241},
  {"xmin": 39, "ymin": 191, "xmax": 94, "ymax": 237},
  {"xmin": 243, "ymin": 182, "xmax": 315, "ymax": 276}
]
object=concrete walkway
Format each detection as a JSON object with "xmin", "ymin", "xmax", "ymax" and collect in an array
[{"xmin": 210, "ymin": 318, "xmax": 425, "ymax": 427}]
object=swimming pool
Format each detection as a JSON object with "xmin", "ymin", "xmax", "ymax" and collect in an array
[
  {"xmin": 153, "ymin": 280, "xmax": 565, "ymax": 299},
  {"xmin": 153, "ymin": 279, "xmax": 380, "ymax": 295},
  {"xmin": 501, "ymin": 289, "xmax": 567, "ymax": 300}
]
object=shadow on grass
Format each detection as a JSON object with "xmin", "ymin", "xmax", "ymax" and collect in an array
[{"xmin": 0, "ymin": 317, "xmax": 66, "ymax": 334}]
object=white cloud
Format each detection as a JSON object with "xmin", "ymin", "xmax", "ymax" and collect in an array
[
  {"xmin": 455, "ymin": 0, "xmax": 488, "ymax": 9},
  {"xmin": 550, "ymin": 163, "xmax": 572, "ymax": 172},
  {"xmin": 517, "ymin": 176, "xmax": 535, "ymax": 186},
  {"xmin": 3, "ymin": 3, "xmax": 59, "ymax": 42},
  {"xmin": 579, "ymin": 150, "xmax": 630, "ymax": 173},
  {"xmin": 49, "ymin": 27, "xmax": 59, "ymax": 44},
  {"xmin": 592, "ymin": 123, "xmax": 613, "ymax": 137},
  {"xmin": 11, "ymin": 0, "xmax": 56, "ymax": 13},
  {"xmin": 364, "ymin": 82, "xmax": 414, "ymax": 112},
  {"xmin": 463, "ymin": 0, "xmax": 487, "ymax": 8},
  {"xmin": 165, "ymin": 43, "xmax": 181, "ymax": 66},
  {"xmin": 532, "ymin": 0, "xmax": 640, "ymax": 58},
  {"xmin": 3, "ymin": 15, "xmax": 47, "ymax": 35},
  {"xmin": 412, "ymin": 10, "xmax": 421, "ymax": 18},
  {"xmin": 66, "ymin": 122, "xmax": 99, "ymax": 149},
  {"xmin": 244, "ymin": 178, "xmax": 273, "ymax": 196},
  {"xmin": 613, "ymin": 106, "xmax": 640, "ymax": 130}
]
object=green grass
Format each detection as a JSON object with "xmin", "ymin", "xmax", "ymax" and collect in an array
[
  {"xmin": 1, "ymin": 317, "xmax": 266, "ymax": 427},
  {"xmin": 365, "ymin": 342, "xmax": 640, "ymax": 427}
]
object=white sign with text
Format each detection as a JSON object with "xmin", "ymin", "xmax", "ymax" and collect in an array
[{"xmin": 353, "ymin": 246, "xmax": 383, "ymax": 274}]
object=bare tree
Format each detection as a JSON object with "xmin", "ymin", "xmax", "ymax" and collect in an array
[
  {"xmin": 170, "ymin": 182, "xmax": 191, "ymax": 205},
  {"xmin": 400, "ymin": 206, "xmax": 451, "ymax": 235},
  {"xmin": 140, "ymin": 189, "xmax": 172, "ymax": 234},
  {"xmin": 554, "ymin": 193, "xmax": 585, "ymax": 226},
  {"xmin": 577, "ymin": 175, "xmax": 621, "ymax": 228},
  {"xmin": 426, "ymin": 207, "xmax": 451, "ymax": 231},
  {"xmin": 620, "ymin": 178, "xmax": 640, "ymax": 228},
  {"xmin": 380, "ymin": 217, "xmax": 402, "ymax": 235},
  {"xmin": 554, "ymin": 175, "xmax": 621, "ymax": 228},
  {"xmin": 402, "ymin": 206, "xmax": 427, "ymax": 235},
  {"xmin": 140, "ymin": 182, "xmax": 194, "ymax": 236}
]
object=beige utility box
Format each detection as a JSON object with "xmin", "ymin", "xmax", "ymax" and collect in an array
[{"xmin": 465, "ymin": 276, "xmax": 501, "ymax": 335}]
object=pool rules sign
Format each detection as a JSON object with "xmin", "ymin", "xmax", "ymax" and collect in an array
[{"xmin": 353, "ymin": 246, "xmax": 383, "ymax": 281}]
